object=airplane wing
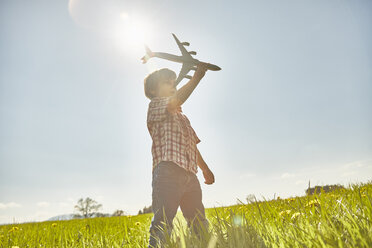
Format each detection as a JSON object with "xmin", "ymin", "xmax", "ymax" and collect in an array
[
  {"xmin": 172, "ymin": 33, "xmax": 197, "ymax": 86},
  {"xmin": 175, "ymin": 62, "xmax": 195, "ymax": 86},
  {"xmin": 172, "ymin": 33, "xmax": 193, "ymax": 60}
]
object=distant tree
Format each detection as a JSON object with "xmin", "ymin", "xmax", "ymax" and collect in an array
[
  {"xmin": 94, "ymin": 212, "xmax": 110, "ymax": 217},
  {"xmin": 74, "ymin": 197, "xmax": 102, "ymax": 218},
  {"xmin": 138, "ymin": 205, "xmax": 152, "ymax": 215},
  {"xmin": 306, "ymin": 184, "xmax": 345, "ymax": 195},
  {"xmin": 112, "ymin": 209, "xmax": 125, "ymax": 216}
]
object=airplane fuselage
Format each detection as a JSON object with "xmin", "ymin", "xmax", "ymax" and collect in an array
[
  {"xmin": 153, "ymin": 52, "xmax": 199, "ymax": 65},
  {"xmin": 153, "ymin": 52, "xmax": 221, "ymax": 71}
]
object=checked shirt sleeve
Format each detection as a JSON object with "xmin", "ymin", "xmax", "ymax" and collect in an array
[
  {"xmin": 192, "ymin": 128, "xmax": 201, "ymax": 145},
  {"xmin": 147, "ymin": 97, "xmax": 171, "ymax": 123}
]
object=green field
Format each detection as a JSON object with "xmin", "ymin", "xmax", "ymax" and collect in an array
[{"xmin": 1, "ymin": 182, "xmax": 371, "ymax": 248}]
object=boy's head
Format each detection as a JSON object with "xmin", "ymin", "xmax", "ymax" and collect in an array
[{"xmin": 144, "ymin": 68, "xmax": 177, "ymax": 99}]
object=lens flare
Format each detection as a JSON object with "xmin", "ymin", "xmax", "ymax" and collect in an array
[{"xmin": 115, "ymin": 12, "xmax": 153, "ymax": 50}]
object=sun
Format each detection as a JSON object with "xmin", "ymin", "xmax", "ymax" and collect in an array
[
  {"xmin": 114, "ymin": 12, "xmax": 153, "ymax": 52},
  {"xmin": 124, "ymin": 16, "xmax": 148, "ymax": 45},
  {"xmin": 68, "ymin": 0, "xmax": 153, "ymax": 54}
]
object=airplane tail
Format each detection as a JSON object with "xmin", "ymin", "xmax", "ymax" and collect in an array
[{"xmin": 141, "ymin": 45, "xmax": 153, "ymax": 64}]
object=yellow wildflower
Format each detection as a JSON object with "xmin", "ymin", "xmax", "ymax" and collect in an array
[
  {"xmin": 287, "ymin": 198, "xmax": 295, "ymax": 203},
  {"xmin": 291, "ymin": 212, "xmax": 302, "ymax": 220},
  {"xmin": 8, "ymin": 226, "xmax": 19, "ymax": 233},
  {"xmin": 361, "ymin": 187, "xmax": 367, "ymax": 193},
  {"xmin": 279, "ymin": 210, "xmax": 291, "ymax": 217},
  {"xmin": 135, "ymin": 222, "xmax": 141, "ymax": 226},
  {"xmin": 12, "ymin": 246, "xmax": 20, "ymax": 248},
  {"xmin": 52, "ymin": 223, "xmax": 57, "ymax": 227},
  {"xmin": 306, "ymin": 199, "xmax": 320, "ymax": 208}
]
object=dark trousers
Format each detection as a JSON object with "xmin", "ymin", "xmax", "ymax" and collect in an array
[{"xmin": 148, "ymin": 161, "xmax": 208, "ymax": 248}]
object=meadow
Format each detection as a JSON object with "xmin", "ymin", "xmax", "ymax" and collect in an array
[{"xmin": 1, "ymin": 182, "xmax": 371, "ymax": 247}]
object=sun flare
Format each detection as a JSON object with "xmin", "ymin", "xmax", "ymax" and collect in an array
[
  {"xmin": 68, "ymin": 0, "xmax": 153, "ymax": 54},
  {"xmin": 114, "ymin": 12, "xmax": 153, "ymax": 51}
]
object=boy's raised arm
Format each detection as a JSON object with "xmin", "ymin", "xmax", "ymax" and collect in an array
[{"xmin": 168, "ymin": 63, "xmax": 208, "ymax": 111}]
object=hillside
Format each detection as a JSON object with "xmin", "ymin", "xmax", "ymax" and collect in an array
[{"xmin": 1, "ymin": 182, "xmax": 371, "ymax": 247}]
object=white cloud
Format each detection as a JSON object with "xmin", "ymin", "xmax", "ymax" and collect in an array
[
  {"xmin": 0, "ymin": 202, "xmax": 22, "ymax": 210},
  {"xmin": 339, "ymin": 159, "xmax": 372, "ymax": 179},
  {"xmin": 342, "ymin": 159, "xmax": 372, "ymax": 169},
  {"xmin": 37, "ymin": 202, "xmax": 50, "ymax": 208},
  {"xmin": 281, "ymin": 173, "xmax": 296, "ymax": 179}
]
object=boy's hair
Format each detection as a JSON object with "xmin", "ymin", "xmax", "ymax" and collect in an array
[{"xmin": 144, "ymin": 68, "xmax": 177, "ymax": 99}]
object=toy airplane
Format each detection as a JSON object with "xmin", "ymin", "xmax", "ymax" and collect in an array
[{"xmin": 141, "ymin": 33, "xmax": 221, "ymax": 86}]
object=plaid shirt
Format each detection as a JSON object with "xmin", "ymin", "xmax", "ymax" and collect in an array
[{"xmin": 147, "ymin": 97, "xmax": 201, "ymax": 174}]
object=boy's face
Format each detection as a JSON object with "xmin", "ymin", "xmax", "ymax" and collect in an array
[{"xmin": 155, "ymin": 77, "xmax": 176, "ymax": 97}]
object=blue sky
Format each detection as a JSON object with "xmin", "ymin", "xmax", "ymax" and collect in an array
[{"xmin": 0, "ymin": 0, "xmax": 371, "ymax": 224}]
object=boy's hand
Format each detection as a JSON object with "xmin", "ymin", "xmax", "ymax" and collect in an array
[
  {"xmin": 202, "ymin": 168, "xmax": 215, "ymax": 185},
  {"xmin": 193, "ymin": 62, "xmax": 208, "ymax": 80}
]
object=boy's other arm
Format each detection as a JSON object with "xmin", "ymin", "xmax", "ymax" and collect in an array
[
  {"xmin": 197, "ymin": 148, "xmax": 215, "ymax": 185},
  {"xmin": 168, "ymin": 63, "xmax": 208, "ymax": 111}
]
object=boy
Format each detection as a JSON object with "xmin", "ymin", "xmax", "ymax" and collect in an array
[{"xmin": 144, "ymin": 63, "xmax": 215, "ymax": 248}]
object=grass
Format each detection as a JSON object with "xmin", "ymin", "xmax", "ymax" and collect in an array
[{"xmin": 1, "ymin": 182, "xmax": 371, "ymax": 247}]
